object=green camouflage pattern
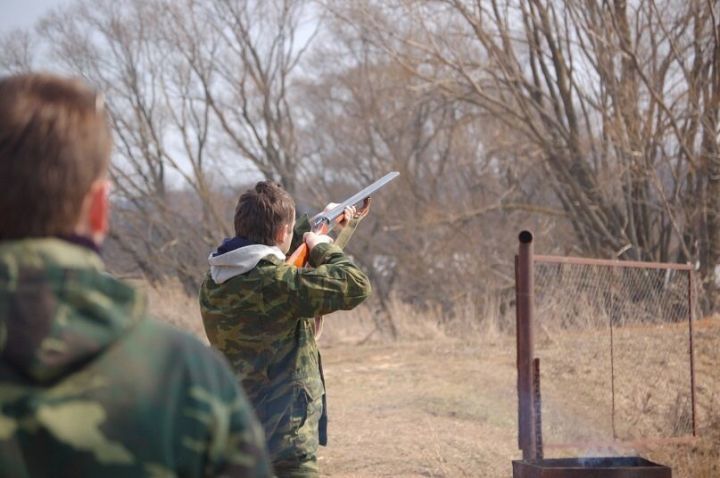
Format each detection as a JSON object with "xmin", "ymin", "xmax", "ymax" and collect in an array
[
  {"xmin": 199, "ymin": 220, "xmax": 371, "ymax": 476},
  {"xmin": 0, "ymin": 238, "xmax": 272, "ymax": 477}
]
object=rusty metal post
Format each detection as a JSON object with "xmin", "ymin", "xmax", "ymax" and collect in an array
[
  {"xmin": 610, "ymin": 304, "xmax": 617, "ymax": 440},
  {"xmin": 516, "ymin": 230, "xmax": 536, "ymax": 461},
  {"xmin": 533, "ymin": 358, "xmax": 543, "ymax": 461},
  {"xmin": 688, "ymin": 270, "xmax": 697, "ymax": 436}
]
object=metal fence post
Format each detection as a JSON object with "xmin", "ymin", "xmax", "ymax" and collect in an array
[{"xmin": 516, "ymin": 230, "xmax": 536, "ymax": 461}]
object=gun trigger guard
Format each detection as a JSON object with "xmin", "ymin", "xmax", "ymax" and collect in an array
[{"xmin": 356, "ymin": 197, "xmax": 371, "ymax": 219}]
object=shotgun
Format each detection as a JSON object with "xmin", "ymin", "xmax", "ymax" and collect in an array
[{"xmin": 286, "ymin": 171, "xmax": 400, "ymax": 267}]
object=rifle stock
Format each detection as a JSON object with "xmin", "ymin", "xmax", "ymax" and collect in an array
[
  {"xmin": 286, "ymin": 244, "xmax": 309, "ymax": 267},
  {"xmin": 286, "ymin": 222, "xmax": 330, "ymax": 267}
]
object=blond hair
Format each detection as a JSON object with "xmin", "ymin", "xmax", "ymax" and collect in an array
[{"xmin": 0, "ymin": 73, "xmax": 112, "ymax": 239}]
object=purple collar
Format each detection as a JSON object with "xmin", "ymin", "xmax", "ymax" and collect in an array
[
  {"xmin": 55, "ymin": 234, "xmax": 101, "ymax": 255},
  {"xmin": 213, "ymin": 236, "xmax": 256, "ymax": 257}
]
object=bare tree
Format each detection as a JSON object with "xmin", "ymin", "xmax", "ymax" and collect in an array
[
  {"xmin": 322, "ymin": 0, "xmax": 720, "ymax": 312},
  {"xmin": 198, "ymin": 0, "xmax": 318, "ymax": 195},
  {"xmin": 5, "ymin": 0, "xmax": 717, "ymax": 322},
  {"xmin": 0, "ymin": 29, "xmax": 35, "ymax": 73},
  {"xmin": 8, "ymin": 0, "xmax": 316, "ymax": 292},
  {"xmin": 296, "ymin": 11, "xmax": 546, "ymax": 334}
]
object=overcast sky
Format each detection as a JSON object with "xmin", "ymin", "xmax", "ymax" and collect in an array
[{"xmin": 0, "ymin": 0, "xmax": 69, "ymax": 33}]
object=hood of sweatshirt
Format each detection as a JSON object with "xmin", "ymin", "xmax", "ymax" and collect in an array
[
  {"xmin": 208, "ymin": 237, "xmax": 285, "ymax": 284},
  {"xmin": 0, "ymin": 238, "xmax": 144, "ymax": 384}
]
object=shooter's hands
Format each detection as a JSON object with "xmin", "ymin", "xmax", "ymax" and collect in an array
[
  {"xmin": 304, "ymin": 232, "xmax": 333, "ymax": 252},
  {"xmin": 321, "ymin": 202, "xmax": 356, "ymax": 230}
]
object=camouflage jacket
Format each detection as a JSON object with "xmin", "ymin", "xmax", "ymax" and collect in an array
[
  {"xmin": 199, "ymin": 219, "xmax": 371, "ymax": 468},
  {"xmin": 0, "ymin": 239, "xmax": 273, "ymax": 478}
]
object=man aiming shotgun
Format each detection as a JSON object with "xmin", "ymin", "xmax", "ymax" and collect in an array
[{"xmin": 199, "ymin": 173, "xmax": 398, "ymax": 477}]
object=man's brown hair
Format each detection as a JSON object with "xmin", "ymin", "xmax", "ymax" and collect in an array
[
  {"xmin": 234, "ymin": 181, "xmax": 295, "ymax": 246},
  {"xmin": 0, "ymin": 72, "xmax": 112, "ymax": 240}
]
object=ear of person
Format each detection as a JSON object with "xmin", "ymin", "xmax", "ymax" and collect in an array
[{"xmin": 86, "ymin": 179, "xmax": 111, "ymax": 243}]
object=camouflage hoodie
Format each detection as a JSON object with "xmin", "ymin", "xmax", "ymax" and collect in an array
[
  {"xmin": 199, "ymin": 221, "xmax": 371, "ymax": 472},
  {"xmin": 0, "ymin": 239, "xmax": 272, "ymax": 477}
]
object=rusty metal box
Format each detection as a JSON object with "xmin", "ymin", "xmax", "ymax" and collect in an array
[{"xmin": 512, "ymin": 456, "xmax": 672, "ymax": 477}]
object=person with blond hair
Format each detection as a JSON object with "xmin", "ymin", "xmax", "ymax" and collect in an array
[{"xmin": 0, "ymin": 72, "xmax": 272, "ymax": 477}]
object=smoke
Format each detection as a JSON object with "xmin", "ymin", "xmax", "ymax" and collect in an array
[{"xmin": 577, "ymin": 446, "xmax": 637, "ymax": 467}]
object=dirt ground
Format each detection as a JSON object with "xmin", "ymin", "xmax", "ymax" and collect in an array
[
  {"xmin": 316, "ymin": 323, "xmax": 720, "ymax": 478},
  {"xmin": 144, "ymin": 284, "xmax": 719, "ymax": 478},
  {"xmin": 317, "ymin": 338, "xmax": 518, "ymax": 477}
]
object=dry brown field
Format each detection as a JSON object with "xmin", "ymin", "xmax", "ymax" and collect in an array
[{"xmin": 145, "ymin": 282, "xmax": 720, "ymax": 478}]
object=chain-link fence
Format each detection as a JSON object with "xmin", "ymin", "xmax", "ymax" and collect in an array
[{"xmin": 529, "ymin": 255, "xmax": 697, "ymax": 450}]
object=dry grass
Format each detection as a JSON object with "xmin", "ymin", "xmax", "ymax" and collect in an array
[
  {"xmin": 532, "ymin": 317, "xmax": 720, "ymax": 478},
  {"xmin": 136, "ymin": 280, "xmax": 719, "ymax": 477},
  {"xmin": 132, "ymin": 279, "xmax": 207, "ymax": 341}
]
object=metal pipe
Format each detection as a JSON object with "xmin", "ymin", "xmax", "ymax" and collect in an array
[
  {"xmin": 533, "ymin": 357, "xmax": 543, "ymax": 461},
  {"xmin": 517, "ymin": 230, "xmax": 536, "ymax": 461},
  {"xmin": 610, "ymin": 296, "xmax": 617, "ymax": 440},
  {"xmin": 688, "ymin": 270, "xmax": 697, "ymax": 436},
  {"xmin": 534, "ymin": 254, "xmax": 692, "ymax": 271}
]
